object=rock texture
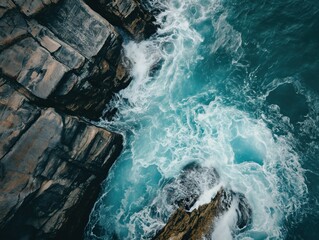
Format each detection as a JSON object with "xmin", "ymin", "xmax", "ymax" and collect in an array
[
  {"xmin": 0, "ymin": 0, "xmax": 157, "ymax": 119},
  {"xmin": 0, "ymin": 0, "xmax": 156, "ymax": 238},
  {"xmin": 0, "ymin": 79, "xmax": 123, "ymax": 239},
  {"xmin": 162, "ymin": 163, "xmax": 220, "ymax": 211},
  {"xmin": 153, "ymin": 164, "xmax": 252, "ymax": 240},
  {"xmin": 153, "ymin": 189, "xmax": 252, "ymax": 240},
  {"xmin": 154, "ymin": 189, "xmax": 225, "ymax": 240},
  {"xmin": 85, "ymin": 0, "xmax": 157, "ymax": 41}
]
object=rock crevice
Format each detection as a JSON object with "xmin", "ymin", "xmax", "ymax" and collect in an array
[
  {"xmin": 0, "ymin": 0, "xmax": 157, "ymax": 238},
  {"xmin": 153, "ymin": 164, "xmax": 252, "ymax": 240}
]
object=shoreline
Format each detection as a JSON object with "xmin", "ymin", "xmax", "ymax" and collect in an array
[{"xmin": 0, "ymin": 0, "xmax": 157, "ymax": 238}]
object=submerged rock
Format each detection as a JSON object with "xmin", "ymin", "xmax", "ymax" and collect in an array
[
  {"xmin": 154, "ymin": 190, "xmax": 226, "ymax": 240},
  {"xmin": 163, "ymin": 162, "xmax": 219, "ymax": 210}
]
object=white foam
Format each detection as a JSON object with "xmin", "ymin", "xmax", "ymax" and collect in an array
[
  {"xmin": 190, "ymin": 183, "xmax": 223, "ymax": 211},
  {"xmin": 211, "ymin": 197, "xmax": 238, "ymax": 240},
  {"xmin": 87, "ymin": 0, "xmax": 309, "ymax": 239}
]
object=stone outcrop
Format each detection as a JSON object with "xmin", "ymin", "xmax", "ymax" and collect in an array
[
  {"xmin": 154, "ymin": 189, "xmax": 252, "ymax": 240},
  {"xmin": 85, "ymin": 0, "xmax": 157, "ymax": 41},
  {"xmin": 0, "ymin": 79, "xmax": 123, "ymax": 239},
  {"xmin": 0, "ymin": 0, "xmax": 157, "ymax": 119},
  {"xmin": 0, "ymin": 0, "xmax": 157, "ymax": 238},
  {"xmin": 162, "ymin": 163, "xmax": 220, "ymax": 211},
  {"xmin": 8, "ymin": 0, "xmax": 61, "ymax": 17},
  {"xmin": 154, "ymin": 189, "xmax": 225, "ymax": 240},
  {"xmin": 153, "ymin": 164, "xmax": 252, "ymax": 240}
]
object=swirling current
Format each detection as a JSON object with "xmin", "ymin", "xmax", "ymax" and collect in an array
[{"xmin": 85, "ymin": 0, "xmax": 319, "ymax": 239}]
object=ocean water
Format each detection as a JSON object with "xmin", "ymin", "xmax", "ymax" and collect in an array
[{"xmin": 85, "ymin": 0, "xmax": 319, "ymax": 239}]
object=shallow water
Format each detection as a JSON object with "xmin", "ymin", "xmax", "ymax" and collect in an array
[{"xmin": 86, "ymin": 0, "xmax": 319, "ymax": 239}]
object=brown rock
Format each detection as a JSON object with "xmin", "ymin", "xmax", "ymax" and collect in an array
[
  {"xmin": 0, "ymin": 0, "xmax": 158, "ymax": 238},
  {"xmin": 0, "ymin": 9, "xmax": 28, "ymax": 49},
  {"xmin": 0, "ymin": 78, "xmax": 41, "ymax": 159},
  {"xmin": 0, "ymin": 0, "xmax": 132, "ymax": 119},
  {"xmin": 0, "ymin": 0, "xmax": 156, "ymax": 119},
  {"xmin": 0, "ymin": 37, "xmax": 68, "ymax": 99},
  {"xmin": 0, "ymin": 82, "xmax": 123, "ymax": 239},
  {"xmin": 41, "ymin": 0, "xmax": 122, "ymax": 60},
  {"xmin": 86, "ymin": 0, "xmax": 157, "ymax": 41},
  {"xmin": 14, "ymin": 0, "xmax": 60, "ymax": 16},
  {"xmin": 0, "ymin": 0, "xmax": 15, "ymax": 18},
  {"xmin": 27, "ymin": 19, "xmax": 86, "ymax": 69},
  {"xmin": 153, "ymin": 190, "xmax": 227, "ymax": 240},
  {"xmin": 153, "ymin": 189, "xmax": 252, "ymax": 240}
]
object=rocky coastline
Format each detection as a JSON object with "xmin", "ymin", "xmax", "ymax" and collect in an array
[
  {"xmin": 0, "ymin": 1, "xmax": 252, "ymax": 239},
  {"xmin": 0, "ymin": 0, "xmax": 156, "ymax": 238},
  {"xmin": 153, "ymin": 164, "xmax": 252, "ymax": 240}
]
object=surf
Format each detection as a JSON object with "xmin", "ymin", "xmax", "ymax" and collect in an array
[{"xmin": 85, "ymin": 0, "xmax": 319, "ymax": 239}]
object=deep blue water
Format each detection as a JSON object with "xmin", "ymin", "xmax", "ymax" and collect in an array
[{"xmin": 86, "ymin": 0, "xmax": 319, "ymax": 239}]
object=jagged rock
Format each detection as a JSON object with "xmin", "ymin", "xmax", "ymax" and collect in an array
[
  {"xmin": 40, "ymin": 0, "xmax": 120, "ymax": 60},
  {"xmin": 0, "ymin": 37, "xmax": 68, "ymax": 99},
  {"xmin": 0, "ymin": 81, "xmax": 123, "ymax": 239},
  {"xmin": 0, "ymin": 0, "xmax": 132, "ymax": 119},
  {"xmin": 0, "ymin": 0, "xmax": 156, "ymax": 120},
  {"xmin": 27, "ymin": 20, "xmax": 85, "ymax": 69},
  {"xmin": 14, "ymin": 0, "xmax": 60, "ymax": 17},
  {"xmin": 163, "ymin": 163, "xmax": 219, "ymax": 210},
  {"xmin": 154, "ymin": 190, "xmax": 226, "ymax": 240},
  {"xmin": 0, "ymin": 0, "xmax": 158, "ymax": 238},
  {"xmin": 0, "ymin": 78, "xmax": 41, "ymax": 159},
  {"xmin": 153, "ymin": 189, "xmax": 252, "ymax": 240},
  {"xmin": 86, "ymin": 0, "xmax": 157, "ymax": 41},
  {"xmin": 0, "ymin": 8, "xmax": 28, "ymax": 49},
  {"xmin": 0, "ymin": 0, "xmax": 15, "ymax": 18},
  {"xmin": 153, "ymin": 164, "xmax": 252, "ymax": 240}
]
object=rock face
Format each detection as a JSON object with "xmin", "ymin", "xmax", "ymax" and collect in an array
[
  {"xmin": 154, "ymin": 190, "xmax": 225, "ymax": 240},
  {"xmin": 0, "ymin": 0, "xmax": 156, "ymax": 120},
  {"xmin": 0, "ymin": 79, "xmax": 123, "ymax": 239},
  {"xmin": 153, "ymin": 164, "xmax": 252, "ymax": 240},
  {"xmin": 154, "ymin": 189, "xmax": 252, "ymax": 240},
  {"xmin": 86, "ymin": 0, "xmax": 157, "ymax": 41},
  {"xmin": 0, "ymin": 0, "xmax": 156, "ymax": 238},
  {"xmin": 162, "ymin": 163, "xmax": 220, "ymax": 211}
]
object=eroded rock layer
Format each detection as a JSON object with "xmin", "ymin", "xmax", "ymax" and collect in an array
[
  {"xmin": 153, "ymin": 164, "xmax": 252, "ymax": 240},
  {"xmin": 0, "ymin": 0, "xmax": 157, "ymax": 119},
  {"xmin": 85, "ymin": 0, "xmax": 157, "ymax": 41},
  {"xmin": 0, "ymin": 0, "xmax": 156, "ymax": 238},
  {"xmin": 0, "ymin": 79, "xmax": 123, "ymax": 239},
  {"xmin": 153, "ymin": 188, "xmax": 252, "ymax": 240}
]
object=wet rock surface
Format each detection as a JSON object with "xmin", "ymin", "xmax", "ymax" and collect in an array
[
  {"xmin": 154, "ymin": 189, "xmax": 225, "ymax": 240},
  {"xmin": 154, "ymin": 189, "xmax": 252, "ymax": 240},
  {"xmin": 0, "ymin": 80, "xmax": 123, "ymax": 239},
  {"xmin": 0, "ymin": 0, "xmax": 156, "ymax": 238},
  {"xmin": 86, "ymin": 0, "xmax": 157, "ymax": 41},
  {"xmin": 154, "ymin": 164, "xmax": 252, "ymax": 240},
  {"xmin": 0, "ymin": 0, "xmax": 146, "ymax": 119},
  {"xmin": 163, "ymin": 163, "xmax": 219, "ymax": 211}
]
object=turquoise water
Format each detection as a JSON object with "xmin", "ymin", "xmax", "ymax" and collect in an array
[{"xmin": 86, "ymin": 0, "xmax": 319, "ymax": 239}]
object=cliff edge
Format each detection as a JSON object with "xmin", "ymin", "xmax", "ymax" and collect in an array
[{"xmin": 0, "ymin": 0, "xmax": 156, "ymax": 239}]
